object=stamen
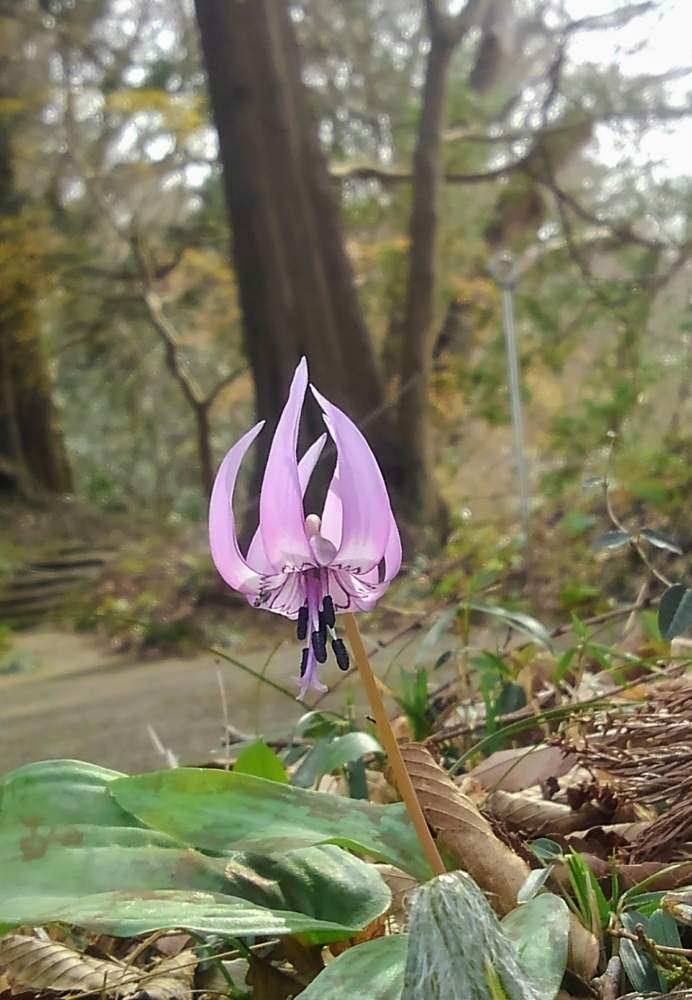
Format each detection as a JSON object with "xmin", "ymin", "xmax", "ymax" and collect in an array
[
  {"xmin": 300, "ymin": 647, "xmax": 309, "ymax": 678},
  {"xmin": 332, "ymin": 637, "xmax": 350, "ymax": 671},
  {"xmin": 322, "ymin": 595, "xmax": 336, "ymax": 629},
  {"xmin": 311, "ymin": 629, "xmax": 327, "ymax": 663},
  {"xmin": 296, "ymin": 605, "xmax": 309, "ymax": 641},
  {"xmin": 318, "ymin": 610, "xmax": 327, "ymax": 641}
]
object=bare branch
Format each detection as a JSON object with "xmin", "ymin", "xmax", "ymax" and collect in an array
[
  {"xmin": 566, "ymin": 0, "xmax": 655, "ymax": 34},
  {"xmin": 204, "ymin": 365, "xmax": 245, "ymax": 407},
  {"xmin": 139, "ymin": 284, "xmax": 204, "ymax": 410},
  {"xmin": 534, "ymin": 168, "xmax": 670, "ymax": 252},
  {"xmin": 330, "ymin": 156, "xmax": 527, "ymax": 185},
  {"xmin": 445, "ymin": 102, "xmax": 692, "ymax": 144}
]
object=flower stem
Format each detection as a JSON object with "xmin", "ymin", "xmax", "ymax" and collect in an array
[{"xmin": 342, "ymin": 613, "xmax": 446, "ymax": 877}]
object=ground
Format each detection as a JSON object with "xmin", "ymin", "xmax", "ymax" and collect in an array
[{"xmin": 0, "ymin": 621, "xmax": 430, "ymax": 773}]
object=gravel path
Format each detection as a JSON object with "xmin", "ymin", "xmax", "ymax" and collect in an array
[{"xmin": 0, "ymin": 622, "xmax": 429, "ymax": 774}]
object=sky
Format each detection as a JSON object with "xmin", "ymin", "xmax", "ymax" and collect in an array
[{"xmin": 566, "ymin": 0, "xmax": 692, "ymax": 177}]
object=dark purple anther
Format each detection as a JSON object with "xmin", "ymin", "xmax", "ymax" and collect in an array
[
  {"xmin": 300, "ymin": 647, "xmax": 309, "ymax": 678},
  {"xmin": 332, "ymin": 637, "xmax": 350, "ymax": 671},
  {"xmin": 322, "ymin": 595, "xmax": 336, "ymax": 628},
  {"xmin": 311, "ymin": 629, "xmax": 327, "ymax": 663},
  {"xmin": 297, "ymin": 605, "xmax": 309, "ymax": 641}
]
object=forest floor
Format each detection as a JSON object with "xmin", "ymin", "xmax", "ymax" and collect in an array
[{"xmin": 0, "ymin": 620, "xmax": 442, "ymax": 774}]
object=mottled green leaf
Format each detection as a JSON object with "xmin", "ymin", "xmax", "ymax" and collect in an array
[
  {"xmin": 0, "ymin": 890, "xmax": 375, "ymax": 940},
  {"xmin": 223, "ymin": 845, "xmax": 390, "ymax": 938},
  {"xmin": 112, "ymin": 768, "xmax": 429, "ymax": 879},
  {"xmin": 0, "ymin": 761, "xmax": 391, "ymax": 940},
  {"xmin": 0, "ymin": 759, "xmax": 135, "ymax": 827},
  {"xmin": 299, "ymin": 935, "xmax": 408, "ymax": 1000}
]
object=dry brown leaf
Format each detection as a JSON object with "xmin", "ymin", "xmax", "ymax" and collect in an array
[
  {"xmin": 152, "ymin": 934, "xmax": 192, "ymax": 959},
  {"xmin": 564, "ymin": 822, "xmax": 649, "ymax": 859},
  {"xmin": 486, "ymin": 788, "xmax": 604, "ymax": 836},
  {"xmin": 246, "ymin": 955, "xmax": 298, "ymax": 1000},
  {"xmin": 128, "ymin": 952, "xmax": 196, "ymax": 1000},
  {"xmin": 0, "ymin": 935, "xmax": 195, "ymax": 999},
  {"xmin": 373, "ymin": 864, "xmax": 419, "ymax": 927},
  {"xmin": 394, "ymin": 743, "xmax": 529, "ymax": 915},
  {"xmin": 395, "ymin": 742, "xmax": 599, "ymax": 982},
  {"xmin": 469, "ymin": 745, "xmax": 576, "ymax": 792},
  {"xmin": 329, "ymin": 915, "xmax": 387, "ymax": 957}
]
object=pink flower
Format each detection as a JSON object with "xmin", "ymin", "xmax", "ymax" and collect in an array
[{"xmin": 209, "ymin": 358, "xmax": 401, "ymax": 698}]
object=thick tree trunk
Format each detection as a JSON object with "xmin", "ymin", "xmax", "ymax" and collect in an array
[
  {"xmin": 0, "ymin": 322, "xmax": 73, "ymax": 496},
  {"xmin": 194, "ymin": 0, "xmax": 399, "ymax": 509},
  {"xmin": 396, "ymin": 1, "xmax": 487, "ymax": 533},
  {"xmin": 397, "ymin": 34, "xmax": 455, "ymax": 529},
  {"xmin": 0, "ymin": 121, "xmax": 72, "ymax": 496}
]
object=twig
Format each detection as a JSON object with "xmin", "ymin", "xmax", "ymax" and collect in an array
[
  {"xmin": 598, "ymin": 955, "xmax": 622, "ymax": 1000},
  {"xmin": 609, "ymin": 926, "xmax": 692, "ymax": 958},
  {"xmin": 343, "ymin": 613, "xmax": 445, "ymax": 877},
  {"xmin": 146, "ymin": 724, "xmax": 179, "ymax": 768}
]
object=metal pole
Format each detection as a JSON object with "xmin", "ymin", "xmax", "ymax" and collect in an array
[{"xmin": 490, "ymin": 253, "xmax": 531, "ymax": 543}]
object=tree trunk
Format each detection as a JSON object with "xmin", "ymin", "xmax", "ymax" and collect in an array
[
  {"xmin": 397, "ymin": 25, "xmax": 456, "ymax": 531},
  {"xmin": 0, "ymin": 121, "xmax": 72, "ymax": 496},
  {"xmin": 0, "ymin": 321, "xmax": 73, "ymax": 497},
  {"xmin": 193, "ymin": 0, "xmax": 400, "ymax": 510},
  {"xmin": 195, "ymin": 401, "xmax": 215, "ymax": 500}
]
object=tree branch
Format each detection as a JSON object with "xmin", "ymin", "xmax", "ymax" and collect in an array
[
  {"xmin": 330, "ymin": 156, "xmax": 528, "ymax": 185},
  {"xmin": 204, "ymin": 365, "xmax": 245, "ymax": 407},
  {"xmin": 444, "ymin": 102, "xmax": 692, "ymax": 144},
  {"xmin": 566, "ymin": 0, "xmax": 655, "ymax": 34}
]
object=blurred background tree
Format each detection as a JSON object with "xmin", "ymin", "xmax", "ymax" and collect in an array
[{"xmin": 1, "ymin": 0, "xmax": 691, "ymax": 553}]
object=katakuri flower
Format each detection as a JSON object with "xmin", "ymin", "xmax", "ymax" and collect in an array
[{"xmin": 209, "ymin": 358, "xmax": 401, "ymax": 699}]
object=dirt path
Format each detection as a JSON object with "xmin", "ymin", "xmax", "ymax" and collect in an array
[{"xmin": 0, "ymin": 622, "xmax": 435, "ymax": 774}]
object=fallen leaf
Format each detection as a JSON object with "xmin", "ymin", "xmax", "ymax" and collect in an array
[
  {"xmin": 486, "ymin": 789, "xmax": 604, "ymax": 837},
  {"xmin": 0, "ymin": 935, "xmax": 195, "ymax": 999},
  {"xmin": 374, "ymin": 864, "xmax": 418, "ymax": 927},
  {"xmin": 470, "ymin": 746, "xmax": 575, "ymax": 793},
  {"xmin": 395, "ymin": 743, "xmax": 599, "ymax": 982}
]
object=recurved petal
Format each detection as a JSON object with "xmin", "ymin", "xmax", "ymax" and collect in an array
[
  {"xmin": 247, "ymin": 432, "xmax": 327, "ymax": 573},
  {"xmin": 329, "ymin": 569, "xmax": 387, "ymax": 612},
  {"xmin": 359, "ymin": 510, "xmax": 402, "ymax": 589},
  {"xmin": 259, "ymin": 359, "xmax": 313, "ymax": 571},
  {"xmin": 298, "ymin": 432, "xmax": 327, "ymax": 496},
  {"xmin": 320, "ymin": 470, "xmax": 342, "ymax": 549},
  {"xmin": 384, "ymin": 515, "xmax": 402, "ymax": 581},
  {"xmin": 311, "ymin": 386, "xmax": 394, "ymax": 573},
  {"xmin": 209, "ymin": 422, "xmax": 265, "ymax": 595}
]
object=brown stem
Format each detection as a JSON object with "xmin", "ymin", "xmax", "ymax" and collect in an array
[{"xmin": 342, "ymin": 613, "xmax": 446, "ymax": 877}]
